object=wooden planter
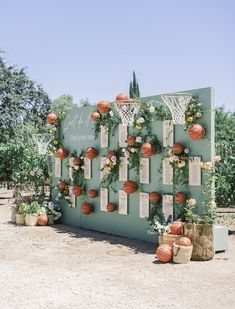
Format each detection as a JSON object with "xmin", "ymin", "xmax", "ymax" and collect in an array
[
  {"xmin": 184, "ymin": 223, "xmax": 214, "ymax": 261},
  {"xmin": 158, "ymin": 234, "xmax": 180, "ymax": 247}
]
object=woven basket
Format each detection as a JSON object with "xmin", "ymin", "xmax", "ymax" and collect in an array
[
  {"xmin": 25, "ymin": 215, "xmax": 38, "ymax": 226},
  {"xmin": 16, "ymin": 213, "xmax": 25, "ymax": 225},
  {"xmin": 158, "ymin": 234, "xmax": 180, "ymax": 247},
  {"xmin": 173, "ymin": 243, "xmax": 193, "ymax": 264}
]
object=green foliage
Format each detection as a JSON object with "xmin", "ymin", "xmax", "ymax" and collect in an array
[
  {"xmin": 19, "ymin": 201, "xmax": 41, "ymax": 217},
  {"xmin": 129, "ymin": 71, "xmax": 140, "ymax": 98},
  {"xmin": 215, "ymin": 107, "xmax": 235, "ymax": 206},
  {"xmin": 51, "ymin": 95, "xmax": 74, "ymax": 121}
]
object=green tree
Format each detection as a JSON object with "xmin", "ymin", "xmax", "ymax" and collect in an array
[
  {"xmin": 129, "ymin": 71, "xmax": 140, "ymax": 98},
  {"xmin": 51, "ymin": 94, "xmax": 74, "ymax": 121}
]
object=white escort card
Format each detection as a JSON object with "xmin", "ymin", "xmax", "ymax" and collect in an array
[
  {"xmin": 189, "ymin": 157, "xmax": 201, "ymax": 186},
  {"xmin": 84, "ymin": 157, "xmax": 91, "ymax": 180},
  {"xmin": 162, "ymin": 158, "xmax": 173, "ymax": 185},
  {"xmin": 100, "ymin": 157, "xmax": 107, "ymax": 179},
  {"xmin": 119, "ymin": 156, "xmax": 128, "ymax": 181},
  {"xmin": 55, "ymin": 157, "xmax": 62, "ymax": 178},
  {"xmin": 69, "ymin": 186, "xmax": 76, "ymax": 207},
  {"xmin": 100, "ymin": 125, "xmax": 109, "ymax": 148},
  {"xmin": 139, "ymin": 192, "xmax": 149, "ymax": 219},
  {"xmin": 162, "ymin": 195, "xmax": 173, "ymax": 221},
  {"xmin": 163, "ymin": 120, "xmax": 174, "ymax": 147},
  {"xmin": 68, "ymin": 157, "xmax": 74, "ymax": 180},
  {"xmin": 100, "ymin": 188, "xmax": 108, "ymax": 211},
  {"xmin": 119, "ymin": 124, "xmax": 127, "ymax": 147},
  {"xmin": 119, "ymin": 190, "xmax": 128, "ymax": 215},
  {"xmin": 140, "ymin": 158, "xmax": 150, "ymax": 184}
]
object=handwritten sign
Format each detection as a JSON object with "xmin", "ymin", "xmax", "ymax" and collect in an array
[
  {"xmin": 69, "ymin": 186, "xmax": 76, "ymax": 207},
  {"xmin": 100, "ymin": 125, "xmax": 109, "ymax": 148},
  {"xmin": 189, "ymin": 157, "xmax": 201, "ymax": 186},
  {"xmin": 84, "ymin": 157, "xmax": 91, "ymax": 179},
  {"xmin": 119, "ymin": 124, "xmax": 127, "ymax": 147},
  {"xmin": 54, "ymin": 158, "xmax": 61, "ymax": 178},
  {"xmin": 68, "ymin": 157, "xmax": 74, "ymax": 181},
  {"xmin": 119, "ymin": 157, "xmax": 128, "ymax": 181},
  {"xmin": 119, "ymin": 190, "xmax": 128, "ymax": 215},
  {"xmin": 140, "ymin": 158, "xmax": 149, "ymax": 184},
  {"xmin": 139, "ymin": 192, "xmax": 149, "ymax": 218},
  {"xmin": 163, "ymin": 120, "xmax": 174, "ymax": 147},
  {"xmin": 100, "ymin": 188, "xmax": 108, "ymax": 211},
  {"xmin": 162, "ymin": 195, "xmax": 173, "ymax": 221},
  {"xmin": 162, "ymin": 158, "xmax": 173, "ymax": 185}
]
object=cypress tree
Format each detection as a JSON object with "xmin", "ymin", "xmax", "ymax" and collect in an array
[{"xmin": 129, "ymin": 71, "xmax": 140, "ymax": 98}]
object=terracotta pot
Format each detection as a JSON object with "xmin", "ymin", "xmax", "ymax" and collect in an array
[
  {"xmin": 169, "ymin": 221, "xmax": 184, "ymax": 235},
  {"xmin": 16, "ymin": 213, "xmax": 25, "ymax": 225},
  {"xmin": 47, "ymin": 113, "xmax": 58, "ymax": 125},
  {"xmin": 47, "ymin": 214, "xmax": 54, "ymax": 225},
  {"xmin": 184, "ymin": 223, "xmax": 214, "ymax": 261},
  {"xmin": 37, "ymin": 214, "xmax": 48, "ymax": 226},
  {"xmin": 25, "ymin": 215, "xmax": 38, "ymax": 226}
]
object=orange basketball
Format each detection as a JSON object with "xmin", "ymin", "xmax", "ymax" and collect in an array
[
  {"xmin": 176, "ymin": 237, "xmax": 192, "ymax": 247},
  {"xmin": 123, "ymin": 180, "xmax": 138, "ymax": 194},
  {"xmin": 127, "ymin": 136, "xmax": 136, "ymax": 146},
  {"xmin": 169, "ymin": 221, "xmax": 183, "ymax": 235},
  {"xmin": 175, "ymin": 192, "xmax": 187, "ymax": 204},
  {"xmin": 58, "ymin": 181, "xmax": 67, "ymax": 191},
  {"xmin": 188, "ymin": 124, "xmax": 206, "ymax": 141},
  {"xmin": 56, "ymin": 148, "xmax": 69, "ymax": 160},
  {"xmin": 91, "ymin": 111, "xmax": 101, "ymax": 122},
  {"xmin": 85, "ymin": 147, "xmax": 98, "ymax": 159},
  {"xmin": 107, "ymin": 202, "xmax": 117, "ymax": 212},
  {"xmin": 107, "ymin": 150, "xmax": 116, "ymax": 159},
  {"xmin": 73, "ymin": 157, "xmax": 82, "ymax": 166},
  {"xmin": 81, "ymin": 203, "xmax": 94, "ymax": 215},
  {"xmin": 141, "ymin": 142, "xmax": 155, "ymax": 157},
  {"xmin": 173, "ymin": 143, "xmax": 185, "ymax": 155},
  {"xmin": 149, "ymin": 192, "xmax": 161, "ymax": 203},
  {"xmin": 87, "ymin": 189, "xmax": 98, "ymax": 199},
  {"xmin": 37, "ymin": 214, "xmax": 48, "ymax": 226},
  {"xmin": 47, "ymin": 113, "xmax": 58, "ymax": 125},
  {"xmin": 156, "ymin": 244, "xmax": 173, "ymax": 263},
  {"xmin": 116, "ymin": 93, "xmax": 129, "ymax": 103},
  {"xmin": 97, "ymin": 100, "xmax": 111, "ymax": 113},
  {"xmin": 72, "ymin": 185, "xmax": 83, "ymax": 197}
]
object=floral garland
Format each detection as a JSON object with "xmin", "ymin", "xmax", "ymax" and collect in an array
[
  {"xmin": 54, "ymin": 181, "xmax": 72, "ymax": 206},
  {"xmin": 184, "ymin": 95, "xmax": 203, "ymax": 130}
]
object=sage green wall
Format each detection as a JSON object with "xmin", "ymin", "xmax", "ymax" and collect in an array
[{"xmin": 52, "ymin": 87, "xmax": 214, "ymax": 243}]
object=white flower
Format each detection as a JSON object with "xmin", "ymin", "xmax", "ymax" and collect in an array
[
  {"xmin": 130, "ymin": 148, "xmax": 136, "ymax": 153},
  {"xmin": 172, "ymin": 155, "xmax": 179, "ymax": 161},
  {"xmin": 58, "ymin": 193, "xmax": 62, "ymax": 198},
  {"xmin": 65, "ymin": 196, "xmax": 70, "ymax": 200},
  {"xmin": 81, "ymin": 165, "xmax": 85, "ymax": 170},
  {"xmin": 107, "ymin": 166, "xmax": 111, "ymax": 171},
  {"xmin": 136, "ymin": 136, "xmax": 142, "ymax": 143},
  {"xmin": 74, "ymin": 166, "xmax": 79, "ymax": 170},
  {"xmin": 188, "ymin": 198, "xmax": 197, "ymax": 207},
  {"xmin": 196, "ymin": 112, "xmax": 202, "ymax": 118},
  {"xmin": 213, "ymin": 155, "xmax": 221, "ymax": 163},
  {"xmin": 124, "ymin": 151, "xmax": 130, "ymax": 158},
  {"xmin": 112, "ymin": 161, "xmax": 117, "ymax": 165},
  {"xmin": 169, "ymin": 157, "xmax": 174, "ymax": 163},
  {"xmin": 111, "ymin": 156, "xmax": 117, "ymax": 162},
  {"xmin": 80, "ymin": 156, "xmax": 84, "ymax": 160},
  {"xmin": 211, "ymin": 201, "xmax": 217, "ymax": 208},
  {"xmin": 203, "ymin": 161, "xmax": 213, "ymax": 170},
  {"xmin": 137, "ymin": 117, "xmax": 145, "ymax": 124},
  {"xmin": 122, "ymin": 148, "xmax": 126, "ymax": 153},
  {"xmin": 109, "ymin": 110, "xmax": 114, "ymax": 117},
  {"xmin": 178, "ymin": 160, "xmax": 186, "ymax": 168},
  {"xmin": 30, "ymin": 171, "xmax": 35, "ymax": 176},
  {"xmin": 149, "ymin": 106, "xmax": 155, "ymax": 113},
  {"xmin": 105, "ymin": 158, "xmax": 110, "ymax": 164},
  {"xmin": 184, "ymin": 148, "xmax": 189, "ymax": 154}
]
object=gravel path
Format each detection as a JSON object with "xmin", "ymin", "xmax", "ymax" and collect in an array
[{"xmin": 0, "ymin": 199, "xmax": 235, "ymax": 309}]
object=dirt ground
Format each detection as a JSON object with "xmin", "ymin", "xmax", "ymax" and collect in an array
[{"xmin": 0, "ymin": 198, "xmax": 235, "ymax": 309}]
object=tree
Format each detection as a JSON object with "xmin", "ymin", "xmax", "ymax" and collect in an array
[
  {"xmin": 51, "ymin": 94, "xmax": 74, "ymax": 121},
  {"xmin": 129, "ymin": 71, "xmax": 140, "ymax": 98},
  {"xmin": 0, "ymin": 53, "xmax": 51, "ymax": 142}
]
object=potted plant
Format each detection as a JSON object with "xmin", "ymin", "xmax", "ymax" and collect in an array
[
  {"xmin": 23, "ymin": 201, "xmax": 41, "ymax": 226},
  {"xmin": 149, "ymin": 220, "xmax": 172, "ymax": 246},
  {"xmin": 41, "ymin": 201, "xmax": 62, "ymax": 225},
  {"xmin": 15, "ymin": 203, "xmax": 29, "ymax": 225}
]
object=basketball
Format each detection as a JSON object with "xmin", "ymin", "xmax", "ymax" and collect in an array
[
  {"xmin": 175, "ymin": 192, "xmax": 187, "ymax": 204},
  {"xmin": 188, "ymin": 124, "xmax": 206, "ymax": 140},
  {"xmin": 72, "ymin": 185, "xmax": 83, "ymax": 197},
  {"xmin": 97, "ymin": 100, "xmax": 111, "ymax": 114},
  {"xmin": 127, "ymin": 136, "xmax": 136, "ymax": 146},
  {"xmin": 169, "ymin": 221, "xmax": 183, "ymax": 235},
  {"xmin": 85, "ymin": 147, "xmax": 98, "ymax": 159},
  {"xmin": 116, "ymin": 93, "xmax": 129, "ymax": 103},
  {"xmin": 81, "ymin": 203, "xmax": 94, "ymax": 215},
  {"xmin": 56, "ymin": 148, "xmax": 69, "ymax": 160},
  {"xmin": 47, "ymin": 113, "xmax": 58, "ymax": 125},
  {"xmin": 176, "ymin": 237, "xmax": 192, "ymax": 247},
  {"xmin": 58, "ymin": 181, "xmax": 67, "ymax": 190},
  {"xmin": 141, "ymin": 142, "xmax": 155, "ymax": 157},
  {"xmin": 87, "ymin": 189, "xmax": 98, "ymax": 199},
  {"xmin": 91, "ymin": 111, "xmax": 101, "ymax": 122},
  {"xmin": 156, "ymin": 244, "xmax": 173, "ymax": 263},
  {"xmin": 123, "ymin": 180, "xmax": 138, "ymax": 194},
  {"xmin": 107, "ymin": 150, "xmax": 116, "ymax": 159},
  {"xmin": 173, "ymin": 143, "xmax": 185, "ymax": 155},
  {"xmin": 106, "ymin": 202, "xmax": 117, "ymax": 212},
  {"xmin": 149, "ymin": 192, "xmax": 161, "ymax": 203},
  {"xmin": 73, "ymin": 157, "xmax": 82, "ymax": 166}
]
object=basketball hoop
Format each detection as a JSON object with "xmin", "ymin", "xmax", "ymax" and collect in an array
[
  {"xmin": 114, "ymin": 98, "xmax": 141, "ymax": 127},
  {"xmin": 161, "ymin": 93, "xmax": 192, "ymax": 125},
  {"xmin": 32, "ymin": 134, "xmax": 53, "ymax": 155}
]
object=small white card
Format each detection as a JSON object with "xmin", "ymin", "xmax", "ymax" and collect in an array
[
  {"xmin": 119, "ymin": 124, "xmax": 127, "ymax": 147},
  {"xmin": 100, "ymin": 157, "xmax": 107, "ymax": 180},
  {"xmin": 140, "ymin": 158, "xmax": 149, "ymax": 184},
  {"xmin": 100, "ymin": 188, "xmax": 108, "ymax": 211},
  {"xmin": 162, "ymin": 195, "xmax": 173, "ymax": 221},
  {"xmin": 162, "ymin": 158, "xmax": 173, "ymax": 185},
  {"xmin": 163, "ymin": 120, "xmax": 174, "ymax": 147},
  {"xmin": 55, "ymin": 158, "xmax": 62, "ymax": 177},
  {"xmin": 100, "ymin": 125, "xmax": 109, "ymax": 148},
  {"xmin": 119, "ymin": 190, "xmax": 128, "ymax": 215},
  {"xmin": 119, "ymin": 156, "xmax": 128, "ymax": 181},
  {"xmin": 189, "ymin": 157, "xmax": 201, "ymax": 186},
  {"xmin": 68, "ymin": 157, "xmax": 74, "ymax": 180},
  {"xmin": 139, "ymin": 192, "xmax": 149, "ymax": 218},
  {"xmin": 84, "ymin": 157, "xmax": 91, "ymax": 179},
  {"xmin": 69, "ymin": 186, "xmax": 76, "ymax": 207}
]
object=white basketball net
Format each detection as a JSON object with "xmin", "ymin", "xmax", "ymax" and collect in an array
[
  {"xmin": 114, "ymin": 99, "xmax": 141, "ymax": 127},
  {"xmin": 32, "ymin": 134, "xmax": 53, "ymax": 155},
  {"xmin": 161, "ymin": 93, "xmax": 192, "ymax": 125}
]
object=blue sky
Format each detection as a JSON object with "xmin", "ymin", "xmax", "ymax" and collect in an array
[{"xmin": 0, "ymin": 0, "xmax": 234, "ymax": 110}]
